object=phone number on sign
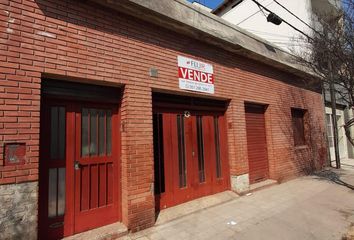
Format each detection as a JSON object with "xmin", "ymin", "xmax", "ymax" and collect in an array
[{"xmin": 179, "ymin": 79, "xmax": 214, "ymax": 94}]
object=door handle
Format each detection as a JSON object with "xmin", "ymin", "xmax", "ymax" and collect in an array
[
  {"xmin": 74, "ymin": 161, "xmax": 81, "ymax": 170},
  {"xmin": 192, "ymin": 151, "xmax": 195, "ymax": 157}
]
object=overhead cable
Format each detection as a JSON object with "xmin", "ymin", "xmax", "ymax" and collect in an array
[
  {"xmin": 250, "ymin": 0, "xmax": 313, "ymax": 40},
  {"xmin": 272, "ymin": 0, "xmax": 321, "ymax": 35}
]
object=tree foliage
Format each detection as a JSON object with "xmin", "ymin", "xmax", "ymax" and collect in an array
[{"xmin": 296, "ymin": 0, "xmax": 354, "ymax": 146}]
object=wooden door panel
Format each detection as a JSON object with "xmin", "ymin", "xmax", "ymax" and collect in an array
[
  {"xmin": 80, "ymin": 165, "xmax": 90, "ymax": 211},
  {"xmin": 89, "ymin": 165, "xmax": 99, "ymax": 209},
  {"xmin": 158, "ymin": 113, "xmax": 195, "ymax": 208},
  {"xmin": 98, "ymin": 164, "xmax": 107, "ymax": 207},
  {"xmin": 154, "ymin": 110, "xmax": 230, "ymax": 209},
  {"xmin": 213, "ymin": 115, "xmax": 230, "ymax": 192},
  {"xmin": 158, "ymin": 113, "xmax": 178, "ymax": 208},
  {"xmin": 74, "ymin": 105, "xmax": 119, "ymax": 233},
  {"xmin": 170, "ymin": 114, "xmax": 193, "ymax": 207},
  {"xmin": 183, "ymin": 115, "xmax": 195, "ymax": 201},
  {"xmin": 77, "ymin": 163, "xmax": 112, "ymax": 211},
  {"xmin": 40, "ymin": 94, "xmax": 121, "ymax": 239},
  {"xmin": 193, "ymin": 115, "xmax": 214, "ymax": 198},
  {"xmin": 39, "ymin": 101, "xmax": 68, "ymax": 240}
]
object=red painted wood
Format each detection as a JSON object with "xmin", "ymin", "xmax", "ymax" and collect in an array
[
  {"xmin": 39, "ymin": 99, "xmax": 70, "ymax": 240},
  {"xmin": 245, "ymin": 105, "xmax": 269, "ymax": 184},
  {"xmin": 39, "ymin": 97, "xmax": 121, "ymax": 239},
  {"xmin": 155, "ymin": 108, "xmax": 230, "ymax": 209},
  {"xmin": 165, "ymin": 113, "xmax": 177, "ymax": 207},
  {"xmin": 65, "ymin": 107, "xmax": 76, "ymax": 236},
  {"xmin": 74, "ymin": 103, "xmax": 120, "ymax": 233},
  {"xmin": 90, "ymin": 165, "xmax": 99, "ymax": 209},
  {"xmin": 99, "ymin": 164, "xmax": 107, "ymax": 207},
  {"xmin": 195, "ymin": 115, "xmax": 214, "ymax": 197},
  {"xmin": 182, "ymin": 116, "xmax": 195, "ymax": 203},
  {"xmin": 190, "ymin": 116, "xmax": 199, "ymax": 192},
  {"xmin": 81, "ymin": 166, "xmax": 90, "ymax": 211},
  {"xmin": 216, "ymin": 115, "xmax": 231, "ymax": 191},
  {"xmin": 107, "ymin": 163, "xmax": 113, "ymax": 205}
]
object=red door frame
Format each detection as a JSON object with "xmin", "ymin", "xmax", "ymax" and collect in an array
[
  {"xmin": 39, "ymin": 96, "xmax": 121, "ymax": 239},
  {"xmin": 153, "ymin": 107, "xmax": 230, "ymax": 209},
  {"xmin": 39, "ymin": 98, "xmax": 69, "ymax": 240}
]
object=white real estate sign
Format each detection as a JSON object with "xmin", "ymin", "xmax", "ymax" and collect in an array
[{"xmin": 177, "ymin": 56, "xmax": 214, "ymax": 94}]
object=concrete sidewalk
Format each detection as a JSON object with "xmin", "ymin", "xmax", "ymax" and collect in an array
[{"xmin": 120, "ymin": 168, "xmax": 354, "ymax": 240}]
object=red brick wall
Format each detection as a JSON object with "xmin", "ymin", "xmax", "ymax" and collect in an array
[{"xmin": 0, "ymin": 0, "xmax": 326, "ymax": 232}]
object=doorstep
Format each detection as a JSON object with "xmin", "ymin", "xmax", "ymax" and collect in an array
[
  {"xmin": 249, "ymin": 179, "xmax": 278, "ymax": 192},
  {"xmin": 63, "ymin": 222, "xmax": 128, "ymax": 240},
  {"xmin": 155, "ymin": 191, "xmax": 239, "ymax": 225}
]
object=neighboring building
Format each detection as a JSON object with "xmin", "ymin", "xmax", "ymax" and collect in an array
[
  {"xmin": 213, "ymin": 0, "xmax": 352, "ymax": 166},
  {"xmin": 191, "ymin": 1, "xmax": 212, "ymax": 12},
  {"xmin": 213, "ymin": 0, "xmax": 341, "ymax": 53},
  {"xmin": 324, "ymin": 89, "xmax": 354, "ymax": 164},
  {"xmin": 0, "ymin": 0, "xmax": 327, "ymax": 239}
]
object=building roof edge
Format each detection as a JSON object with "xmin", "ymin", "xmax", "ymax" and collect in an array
[{"xmin": 93, "ymin": 0, "xmax": 317, "ymax": 83}]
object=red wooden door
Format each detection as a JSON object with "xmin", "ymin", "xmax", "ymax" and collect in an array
[
  {"xmin": 245, "ymin": 104, "xmax": 269, "ymax": 184},
  {"xmin": 154, "ymin": 110, "xmax": 229, "ymax": 209},
  {"xmin": 73, "ymin": 104, "xmax": 120, "ymax": 233},
  {"xmin": 39, "ymin": 99, "xmax": 120, "ymax": 239},
  {"xmin": 39, "ymin": 100, "xmax": 68, "ymax": 240}
]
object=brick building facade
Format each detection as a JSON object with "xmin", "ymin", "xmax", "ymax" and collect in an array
[{"xmin": 0, "ymin": 0, "xmax": 327, "ymax": 239}]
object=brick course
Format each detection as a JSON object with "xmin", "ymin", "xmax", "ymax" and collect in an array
[{"xmin": 0, "ymin": 0, "xmax": 326, "ymax": 236}]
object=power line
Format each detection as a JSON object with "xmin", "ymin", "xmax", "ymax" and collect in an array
[
  {"xmin": 250, "ymin": 0, "xmax": 313, "ymax": 40},
  {"xmin": 237, "ymin": 0, "xmax": 275, "ymax": 25},
  {"xmin": 272, "ymin": 0, "xmax": 321, "ymax": 35},
  {"xmin": 201, "ymin": 0, "xmax": 308, "ymax": 55}
]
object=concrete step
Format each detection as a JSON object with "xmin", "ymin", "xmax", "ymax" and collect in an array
[
  {"xmin": 155, "ymin": 190, "xmax": 239, "ymax": 225},
  {"xmin": 249, "ymin": 179, "xmax": 278, "ymax": 192},
  {"xmin": 63, "ymin": 222, "xmax": 128, "ymax": 240}
]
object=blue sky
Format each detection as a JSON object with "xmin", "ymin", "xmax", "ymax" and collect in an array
[{"xmin": 187, "ymin": 0, "xmax": 224, "ymax": 10}]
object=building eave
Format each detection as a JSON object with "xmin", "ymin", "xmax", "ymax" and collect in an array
[{"xmin": 92, "ymin": 0, "xmax": 318, "ymax": 85}]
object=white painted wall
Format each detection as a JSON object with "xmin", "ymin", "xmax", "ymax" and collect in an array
[
  {"xmin": 216, "ymin": 0, "xmax": 338, "ymax": 53},
  {"xmin": 325, "ymin": 107, "xmax": 347, "ymax": 161}
]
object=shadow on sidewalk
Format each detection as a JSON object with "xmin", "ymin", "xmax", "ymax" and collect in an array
[{"xmin": 313, "ymin": 169, "xmax": 354, "ymax": 190}]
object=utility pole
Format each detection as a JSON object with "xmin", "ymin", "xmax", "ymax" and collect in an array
[
  {"xmin": 322, "ymin": 83, "xmax": 332, "ymax": 167},
  {"xmin": 329, "ymin": 59, "xmax": 341, "ymax": 169}
]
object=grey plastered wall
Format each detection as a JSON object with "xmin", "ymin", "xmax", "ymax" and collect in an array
[
  {"xmin": 231, "ymin": 174, "xmax": 250, "ymax": 194},
  {"xmin": 0, "ymin": 182, "xmax": 38, "ymax": 240}
]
